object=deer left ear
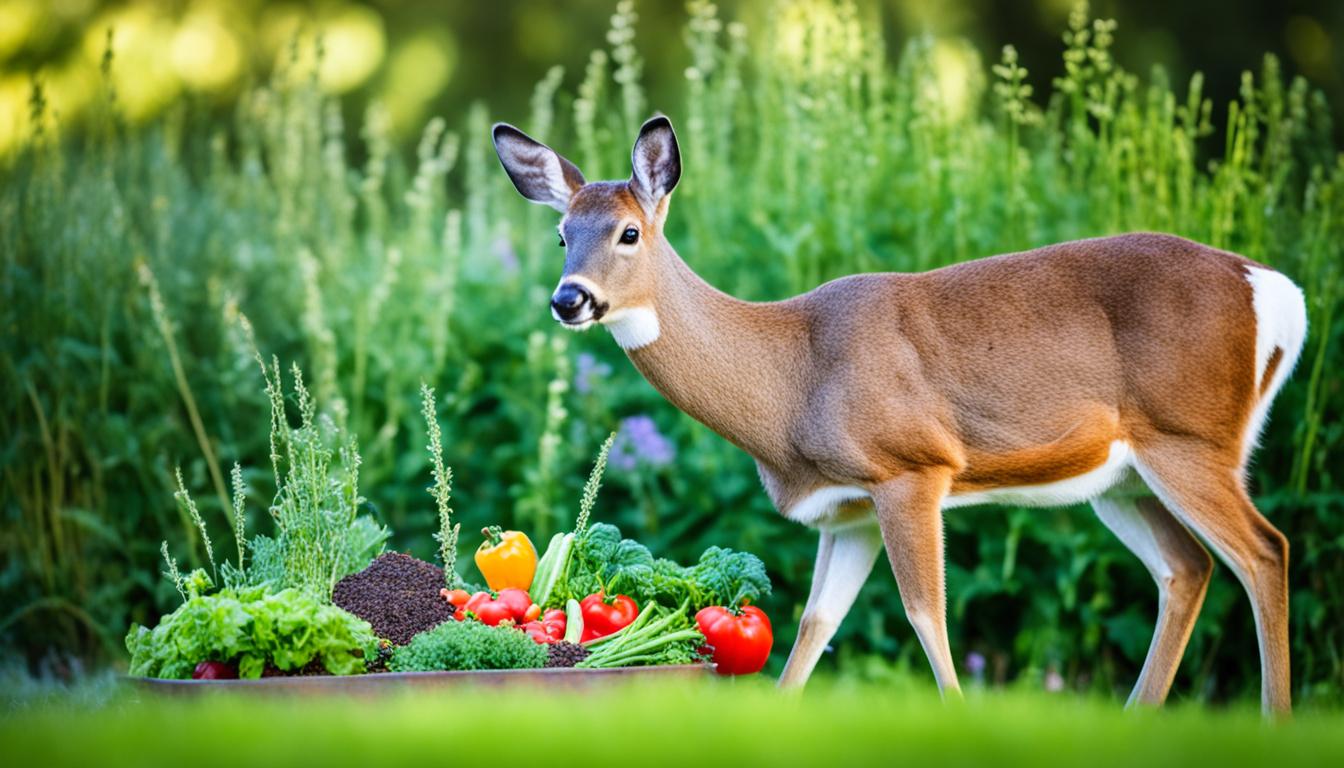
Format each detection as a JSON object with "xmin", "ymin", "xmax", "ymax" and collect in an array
[{"xmin": 630, "ymin": 115, "xmax": 681, "ymax": 218}]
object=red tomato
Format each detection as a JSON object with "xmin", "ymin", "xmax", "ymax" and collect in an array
[
  {"xmin": 580, "ymin": 593, "xmax": 638, "ymax": 642},
  {"xmin": 522, "ymin": 620, "xmax": 561, "ymax": 645},
  {"xmin": 475, "ymin": 600, "xmax": 514, "ymax": 626},
  {"xmin": 695, "ymin": 605, "xmax": 773, "ymax": 675},
  {"xmin": 464, "ymin": 591, "xmax": 493, "ymax": 614},
  {"xmin": 496, "ymin": 588, "xmax": 534, "ymax": 622}
]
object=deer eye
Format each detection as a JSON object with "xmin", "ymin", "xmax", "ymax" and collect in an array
[{"xmin": 619, "ymin": 227, "xmax": 639, "ymax": 245}]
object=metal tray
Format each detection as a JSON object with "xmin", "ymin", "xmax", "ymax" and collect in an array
[{"xmin": 125, "ymin": 664, "xmax": 716, "ymax": 695}]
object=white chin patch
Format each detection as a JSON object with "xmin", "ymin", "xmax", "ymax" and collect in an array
[{"xmin": 601, "ymin": 307, "xmax": 661, "ymax": 351}]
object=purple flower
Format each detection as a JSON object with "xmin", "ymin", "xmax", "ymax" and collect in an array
[
  {"xmin": 611, "ymin": 415, "xmax": 675, "ymax": 471},
  {"xmin": 574, "ymin": 352, "xmax": 612, "ymax": 395},
  {"xmin": 965, "ymin": 651, "xmax": 986, "ymax": 680}
]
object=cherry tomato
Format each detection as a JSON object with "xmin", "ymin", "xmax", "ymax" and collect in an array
[
  {"xmin": 695, "ymin": 605, "xmax": 773, "ymax": 675},
  {"xmin": 522, "ymin": 620, "xmax": 561, "ymax": 645},
  {"xmin": 475, "ymin": 600, "xmax": 514, "ymax": 627},
  {"xmin": 580, "ymin": 593, "xmax": 639, "ymax": 642},
  {"xmin": 496, "ymin": 588, "xmax": 535, "ymax": 622}
]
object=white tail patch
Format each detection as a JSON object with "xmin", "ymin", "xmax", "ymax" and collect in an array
[
  {"xmin": 603, "ymin": 306, "xmax": 661, "ymax": 350},
  {"xmin": 1242, "ymin": 267, "xmax": 1308, "ymax": 469}
]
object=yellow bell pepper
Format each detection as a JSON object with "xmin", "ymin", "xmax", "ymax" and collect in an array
[{"xmin": 475, "ymin": 526, "xmax": 537, "ymax": 592}]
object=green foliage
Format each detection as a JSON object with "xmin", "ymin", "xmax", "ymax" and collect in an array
[
  {"xmin": 561, "ymin": 522, "xmax": 656, "ymax": 601},
  {"xmin": 124, "ymin": 585, "xmax": 378, "ymax": 679},
  {"xmin": 1, "ymin": 0, "xmax": 1341, "ymax": 705},
  {"xmin": 420, "ymin": 383, "xmax": 460, "ymax": 587},
  {"xmin": 240, "ymin": 358, "xmax": 389, "ymax": 598},
  {"xmin": 388, "ymin": 618, "xmax": 546, "ymax": 672}
]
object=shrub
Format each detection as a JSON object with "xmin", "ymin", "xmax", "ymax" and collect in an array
[{"xmin": 389, "ymin": 620, "xmax": 546, "ymax": 672}]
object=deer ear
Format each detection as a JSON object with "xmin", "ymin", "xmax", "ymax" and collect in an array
[
  {"xmin": 630, "ymin": 115, "xmax": 681, "ymax": 216},
  {"xmin": 492, "ymin": 123, "xmax": 585, "ymax": 212}
]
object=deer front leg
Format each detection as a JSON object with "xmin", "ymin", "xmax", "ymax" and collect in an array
[
  {"xmin": 778, "ymin": 520, "xmax": 883, "ymax": 689},
  {"xmin": 871, "ymin": 469, "xmax": 962, "ymax": 697}
]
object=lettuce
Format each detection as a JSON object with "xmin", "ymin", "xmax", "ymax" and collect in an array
[{"xmin": 126, "ymin": 586, "xmax": 379, "ymax": 679}]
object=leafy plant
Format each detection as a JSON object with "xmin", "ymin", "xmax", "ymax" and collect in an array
[
  {"xmin": 124, "ymin": 585, "xmax": 378, "ymax": 679},
  {"xmin": 239, "ymin": 358, "xmax": 389, "ymax": 598},
  {"xmin": 388, "ymin": 618, "xmax": 546, "ymax": 672}
]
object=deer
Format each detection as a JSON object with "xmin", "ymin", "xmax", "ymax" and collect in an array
[{"xmin": 492, "ymin": 115, "xmax": 1307, "ymax": 715}]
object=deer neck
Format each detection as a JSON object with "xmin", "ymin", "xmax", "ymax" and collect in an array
[{"xmin": 613, "ymin": 245, "xmax": 808, "ymax": 467}]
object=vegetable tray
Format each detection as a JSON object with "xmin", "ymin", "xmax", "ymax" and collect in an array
[{"xmin": 125, "ymin": 664, "xmax": 715, "ymax": 696}]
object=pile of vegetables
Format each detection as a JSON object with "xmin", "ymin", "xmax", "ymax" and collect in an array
[
  {"xmin": 125, "ymin": 386, "xmax": 775, "ymax": 680},
  {"xmin": 425, "ymin": 517, "xmax": 775, "ymax": 675}
]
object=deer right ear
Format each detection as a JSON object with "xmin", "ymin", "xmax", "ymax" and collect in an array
[
  {"xmin": 630, "ymin": 115, "xmax": 681, "ymax": 217},
  {"xmin": 492, "ymin": 123, "xmax": 585, "ymax": 212}
]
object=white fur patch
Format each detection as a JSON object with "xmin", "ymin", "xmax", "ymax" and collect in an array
[
  {"xmin": 1091, "ymin": 493, "xmax": 1174, "ymax": 585},
  {"xmin": 602, "ymin": 306, "xmax": 661, "ymax": 350},
  {"xmin": 783, "ymin": 486, "xmax": 871, "ymax": 527},
  {"xmin": 1242, "ymin": 266, "xmax": 1308, "ymax": 468},
  {"xmin": 943, "ymin": 441, "xmax": 1134, "ymax": 509},
  {"xmin": 783, "ymin": 442, "xmax": 1136, "ymax": 529}
]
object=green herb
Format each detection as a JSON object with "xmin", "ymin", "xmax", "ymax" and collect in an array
[
  {"xmin": 420, "ymin": 382, "xmax": 461, "ymax": 588},
  {"xmin": 577, "ymin": 601, "xmax": 706, "ymax": 669},
  {"xmin": 125, "ymin": 586, "xmax": 378, "ymax": 680},
  {"xmin": 389, "ymin": 619, "xmax": 546, "ymax": 672}
]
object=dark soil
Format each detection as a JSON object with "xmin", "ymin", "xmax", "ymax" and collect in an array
[
  {"xmin": 545, "ymin": 642, "xmax": 590, "ymax": 668},
  {"xmin": 332, "ymin": 551, "xmax": 454, "ymax": 645}
]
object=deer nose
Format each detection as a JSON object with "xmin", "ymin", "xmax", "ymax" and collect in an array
[{"xmin": 551, "ymin": 282, "xmax": 592, "ymax": 322}]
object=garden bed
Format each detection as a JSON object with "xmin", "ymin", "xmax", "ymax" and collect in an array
[{"xmin": 125, "ymin": 664, "xmax": 715, "ymax": 696}]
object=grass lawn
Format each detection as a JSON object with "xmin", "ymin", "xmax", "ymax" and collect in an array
[{"xmin": 4, "ymin": 676, "xmax": 1343, "ymax": 766}]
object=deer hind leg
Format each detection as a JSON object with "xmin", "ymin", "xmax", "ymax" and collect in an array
[
  {"xmin": 1133, "ymin": 439, "xmax": 1292, "ymax": 715},
  {"xmin": 871, "ymin": 469, "xmax": 962, "ymax": 697},
  {"xmin": 1092, "ymin": 488, "xmax": 1213, "ymax": 706},
  {"xmin": 778, "ymin": 518, "xmax": 883, "ymax": 689}
]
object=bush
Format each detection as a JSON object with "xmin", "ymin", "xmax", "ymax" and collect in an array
[{"xmin": 389, "ymin": 620, "xmax": 546, "ymax": 672}]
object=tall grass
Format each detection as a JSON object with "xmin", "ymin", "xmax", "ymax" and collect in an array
[{"xmin": 1, "ymin": 1, "xmax": 1340, "ymax": 704}]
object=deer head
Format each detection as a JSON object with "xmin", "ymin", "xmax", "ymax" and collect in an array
[{"xmin": 492, "ymin": 116, "xmax": 681, "ymax": 349}]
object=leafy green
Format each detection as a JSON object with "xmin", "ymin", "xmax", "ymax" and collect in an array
[
  {"xmin": 555, "ymin": 522, "xmax": 770, "ymax": 612},
  {"xmin": 125, "ymin": 586, "xmax": 379, "ymax": 679},
  {"xmin": 557, "ymin": 523, "xmax": 655, "ymax": 602},
  {"xmin": 689, "ymin": 547, "xmax": 772, "ymax": 608},
  {"xmin": 389, "ymin": 619, "xmax": 546, "ymax": 672}
]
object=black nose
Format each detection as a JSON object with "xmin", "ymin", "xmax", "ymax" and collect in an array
[{"xmin": 551, "ymin": 283, "xmax": 591, "ymax": 321}]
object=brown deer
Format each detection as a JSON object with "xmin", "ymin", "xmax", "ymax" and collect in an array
[{"xmin": 493, "ymin": 115, "xmax": 1307, "ymax": 714}]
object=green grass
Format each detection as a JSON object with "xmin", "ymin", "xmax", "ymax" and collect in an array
[{"xmin": 4, "ymin": 677, "xmax": 1344, "ymax": 766}]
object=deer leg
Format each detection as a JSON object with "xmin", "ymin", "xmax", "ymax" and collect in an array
[
  {"xmin": 1092, "ymin": 490, "xmax": 1213, "ymax": 706},
  {"xmin": 778, "ymin": 520, "xmax": 883, "ymax": 689},
  {"xmin": 871, "ymin": 469, "xmax": 962, "ymax": 697},
  {"xmin": 1133, "ymin": 439, "xmax": 1292, "ymax": 715}
]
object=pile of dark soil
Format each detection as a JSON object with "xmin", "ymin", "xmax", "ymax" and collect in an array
[
  {"xmin": 333, "ymin": 552, "xmax": 454, "ymax": 645},
  {"xmin": 545, "ymin": 642, "xmax": 590, "ymax": 668}
]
